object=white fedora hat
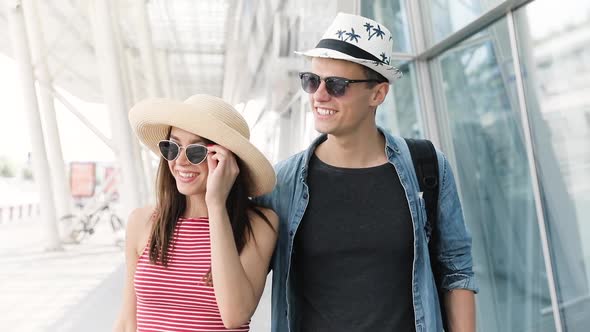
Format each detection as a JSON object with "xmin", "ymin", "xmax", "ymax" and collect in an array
[
  {"xmin": 295, "ymin": 12, "xmax": 402, "ymax": 82},
  {"xmin": 129, "ymin": 94, "xmax": 276, "ymax": 196}
]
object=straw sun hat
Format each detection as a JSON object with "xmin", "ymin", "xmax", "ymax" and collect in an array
[{"xmin": 129, "ymin": 94, "xmax": 276, "ymax": 196}]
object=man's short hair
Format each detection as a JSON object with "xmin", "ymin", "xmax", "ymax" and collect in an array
[{"xmin": 363, "ymin": 66, "xmax": 388, "ymax": 88}]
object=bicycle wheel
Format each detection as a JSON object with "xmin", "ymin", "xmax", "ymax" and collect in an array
[
  {"xmin": 84, "ymin": 214, "xmax": 101, "ymax": 236},
  {"xmin": 59, "ymin": 214, "xmax": 87, "ymax": 243},
  {"xmin": 110, "ymin": 214, "xmax": 124, "ymax": 232}
]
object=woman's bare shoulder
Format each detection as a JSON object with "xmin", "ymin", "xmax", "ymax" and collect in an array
[
  {"xmin": 126, "ymin": 205, "xmax": 156, "ymax": 252},
  {"xmin": 127, "ymin": 205, "xmax": 156, "ymax": 229}
]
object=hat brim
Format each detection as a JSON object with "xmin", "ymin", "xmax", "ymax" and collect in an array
[
  {"xmin": 129, "ymin": 99, "xmax": 276, "ymax": 196},
  {"xmin": 295, "ymin": 48, "xmax": 402, "ymax": 82}
]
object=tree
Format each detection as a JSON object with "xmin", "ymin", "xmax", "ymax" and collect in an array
[
  {"xmin": 0, "ymin": 157, "xmax": 16, "ymax": 178},
  {"xmin": 22, "ymin": 167, "xmax": 33, "ymax": 180}
]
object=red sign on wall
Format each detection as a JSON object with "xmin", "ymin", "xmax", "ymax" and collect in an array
[{"xmin": 70, "ymin": 162, "xmax": 96, "ymax": 198}]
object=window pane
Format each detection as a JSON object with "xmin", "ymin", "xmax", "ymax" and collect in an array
[
  {"xmin": 424, "ymin": 0, "xmax": 503, "ymax": 45},
  {"xmin": 377, "ymin": 61, "xmax": 424, "ymax": 138},
  {"xmin": 431, "ymin": 18, "xmax": 555, "ymax": 331},
  {"xmin": 515, "ymin": 0, "xmax": 590, "ymax": 330},
  {"xmin": 361, "ymin": 0, "xmax": 412, "ymax": 53}
]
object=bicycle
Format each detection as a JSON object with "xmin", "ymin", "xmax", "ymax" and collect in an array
[{"xmin": 60, "ymin": 196, "xmax": 124, "ymax": 243}]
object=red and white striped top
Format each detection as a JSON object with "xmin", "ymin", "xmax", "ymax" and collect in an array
[{"xmin": 134, "ymin": 217, "xmax": 250, "ymax": 331}]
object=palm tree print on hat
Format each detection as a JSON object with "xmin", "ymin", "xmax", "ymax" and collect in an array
[
  {"xmin": 380, "ymin": 52, "xmax": 390, "ymax": 65},
  {"xmin": 345, "ymin": 28, "xmax": 361, "ymax": 43},
  {"xmin": 335, "ymin": 29, "xmax": 346, "ymax": 40},
  {"xmin": 368, "ymin": 25, "xmax": 385, "ymax": 40},
  {"xmin": 363, "ymin": 22, "xmax": 374, "ymax": 33}
]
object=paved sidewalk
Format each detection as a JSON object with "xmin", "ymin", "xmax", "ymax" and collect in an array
[
  {"xmin": 0, "ymin": 219, "xmax": 271, "ymax": 332},
  {"xmin": 0, "ymin": 219, "xmax": 125, "ymax": 332}
]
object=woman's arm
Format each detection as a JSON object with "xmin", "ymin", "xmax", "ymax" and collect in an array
[
  {"xmin": 204, "ymin": 144, "xmax": 279, "ymax": 328},
  {"xmin": 113, "ymin": 207, "xmax": 152, "ymax": 332},
  {"xmin": 208, "ymin": 206, "xmax": 278, "ymax": 329}
]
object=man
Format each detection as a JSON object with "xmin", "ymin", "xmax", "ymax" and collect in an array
[{"xmin": 256, "ymin": 13, "xmax": 477, "ymax": 332}]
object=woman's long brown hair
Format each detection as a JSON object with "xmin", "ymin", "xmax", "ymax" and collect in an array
[{"xmin": 147, "ymin": 138, "xmax": 272, "ymax": 281}]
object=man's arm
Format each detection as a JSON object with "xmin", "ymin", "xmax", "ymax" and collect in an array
[
  {"xmin": 435, "ymin": 151, "xmax": 478, "ymax": 331},
  {"xmin": 445, "ymin": 289, "xmax": 475, "ymax": 332}
]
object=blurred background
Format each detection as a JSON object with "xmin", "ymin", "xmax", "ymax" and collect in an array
[{"xmin": 0, "ymin": 0, "xmax": 589, "ymax": 331}]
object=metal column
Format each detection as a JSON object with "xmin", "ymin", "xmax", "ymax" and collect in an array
[
  {"xmin": 89, "ymin": 0, "xmax": 142, "ymax": 218},
  {"xmin": 135, "ymin": 0, "xmax": 160, "ymax": 98},
  {"xmin": 22, "ymin": 0, "xmax": 72, "ymax": 222},
  {"xmin": 406, "ymin": 0, "xmax": 442, "ymax": 147},
  {"xmin": 157, "ymin": 51, "xmax": 173, "ymax": 98},
  {"xmin": 135, "ymin": 0, "xmax": 159, "ymax": 201},
  {"xmin": 277, "ymin": 111, "xmax": 293, "ymax": 161},
  {"xmin": 6, "ymin": 0, "xmax": 62, "ymax": 250},
  {"xmin": 507, "ymin": 11, "xmax": 564, "ymax": 332}
]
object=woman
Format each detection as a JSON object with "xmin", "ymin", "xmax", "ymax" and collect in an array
[{"xmin": 114, "ymin": 94, "xmax": 278, "ymax": 331}]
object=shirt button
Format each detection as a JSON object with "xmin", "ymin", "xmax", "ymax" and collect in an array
[
  {"xmin": 303, "ymin": 193, "xmax": 308, "ymax": 199},
  {"xmin": 289, "ymin": 231, "xmax": 294, "ymax": 236}
]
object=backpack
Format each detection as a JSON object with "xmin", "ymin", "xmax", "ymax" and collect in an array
[{"xmin": 404, "ymin": 138, "xmax": 448, "ymax": 330}]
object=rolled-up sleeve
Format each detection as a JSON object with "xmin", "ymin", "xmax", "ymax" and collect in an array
[
  {"xmin": 435, "ymin": 151, "xmax": 478, "ymax": 293},
  {"xmin": 252, "ymin": 190, "xmax": 276, "ymax": 210}
]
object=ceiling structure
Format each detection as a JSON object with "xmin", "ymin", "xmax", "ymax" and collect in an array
[{"xmin": 0, "ymin": 0, "xmax": 231, "ymax": 103}]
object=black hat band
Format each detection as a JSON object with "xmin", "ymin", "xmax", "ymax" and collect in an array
[{"xmin": 315, "ymin": 39, "xmax": 383, "ymax": 64}]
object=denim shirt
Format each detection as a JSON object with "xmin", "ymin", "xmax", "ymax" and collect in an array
[{"xmin": 255, "ymin": 128, "xmax": 478, "ymax": 332}]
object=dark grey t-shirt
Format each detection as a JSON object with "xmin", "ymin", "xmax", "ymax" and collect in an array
[{"xmin": 293, "ymin": 154, "xmax": 415, "ymax": 332}]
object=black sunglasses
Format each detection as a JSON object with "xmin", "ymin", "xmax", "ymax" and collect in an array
[
  {"xmin": 158, "ymin": 140, "xmax": 208, "ymax": 165},
  {"xmin": 298, "ymin": 72, "xmax": 383, "ymax": 97}
]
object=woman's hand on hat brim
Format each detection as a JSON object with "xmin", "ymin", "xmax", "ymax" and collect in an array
[{"xmin": 205, "ymin": 144, "xmax": 239, "ymax": 209}]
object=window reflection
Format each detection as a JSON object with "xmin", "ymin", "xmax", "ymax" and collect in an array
[
  {"xmin": 516, "ymin": 0, "xmax": 590, "ymax": 329},
  {"xmin": 376, "ymin": 61, "xmax": 423, "ymax": 138},
  {"xmin": 431, "ymin": 18, "xmax": 555, "ymax": 331},
  {"xmin": 424, "ymin": 0, "xmax": 502, "ymax": 45},
  {"xmin": 361, "ymin": 0, "xmax": 412, "ymax": 53}
]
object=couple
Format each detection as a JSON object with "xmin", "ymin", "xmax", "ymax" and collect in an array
[{"xmin": 114, "ymin": 13, "xmax": 477, "ymax": 332}]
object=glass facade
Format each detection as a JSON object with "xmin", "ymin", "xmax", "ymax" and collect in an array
[
  {"xmin": 361, "ymin": 1, "xmax": 424, "ymax": 138},
  {"xmin": 376, "ymin": 61, "xmax": 424, "ymax": 138},
  {"xmin": 515, "ymin": 0, "xmax": 590, "ymax": 330},
  {"xmin": 424, "ymin": 0, "xmax": 503, "ymax": 45},
  {"xmin": 358, "ymin": 0, "xmax": 590, "ymax": 330},
  {"xmin": 361, "ymin": 0, "xmax": 412, "ymax": 53},
  {"xmin": 431, "ymin": 18, "xmax": 555, "ymax": 332}
]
